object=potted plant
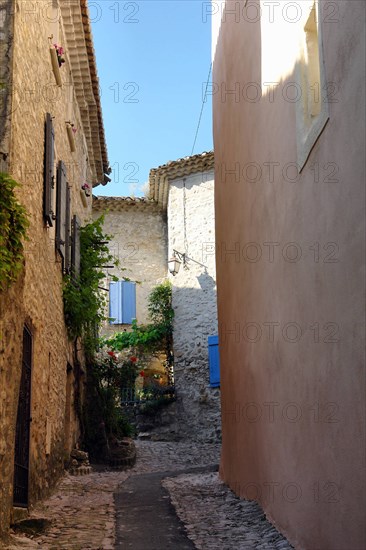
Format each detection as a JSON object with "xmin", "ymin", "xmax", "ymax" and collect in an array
[
  {"xmin": 49, "ymin": 41, "xmax": 65, "ymax": 87},
  {"xmin": 80, "ymin": 183, "xmax": 91, "ymax": 207}
]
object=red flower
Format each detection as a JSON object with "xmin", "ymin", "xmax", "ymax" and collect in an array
[
  {"xmin": 130, "ymin": 356, "xmax": 137, "ymax": 363},
  {"xmin": 107, "ymin": 351, "xmax": 117, "ymax": 360},
  {"xmin": 139, "ymin": 370, "xmax": 145, "ymax": 377}
]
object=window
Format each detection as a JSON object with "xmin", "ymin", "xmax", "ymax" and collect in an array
[
  {"xmin": 109, "ymin": 281, "xmax": 136, "ymax": 324},
  {"xmin": 56, "ymin": 160, "xmax": 71, "ymax": 272},
  {"xmin": 44, "ymin": 113, "xmax": 55, "ymax": 226},
  {"xmin": 296, "ymin": 1, "xmax": 329, "ymax": 169},
  {"xmin": 208, "ymin": 335, "xmax": 220, "ymax": 388}
]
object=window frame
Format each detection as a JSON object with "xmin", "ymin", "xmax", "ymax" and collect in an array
[
  {"xmin": 109, "ymin": 280, "xmax": 136, "ymax": 325},
  {"xmin": 295, "ymin": 0, "xmax": 330, "ymax": 170}
]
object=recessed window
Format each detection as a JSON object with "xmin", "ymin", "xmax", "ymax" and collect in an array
[
  {"xmin": 304, "ymin": 5, "xmax": 321, "ymax": 118},
  {"xmin": 296, "ymin": 1, "xmax": 329, "ymax": 170}
]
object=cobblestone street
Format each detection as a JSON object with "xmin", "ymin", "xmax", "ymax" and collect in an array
[{"xmin": 2, "ymin": 441, "xmax": 294, "ymax": 550}]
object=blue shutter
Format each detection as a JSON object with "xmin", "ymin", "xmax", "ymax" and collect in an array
[
  {"xmin": 122, "ymin": 281, "xmax": 136, "ymax": 324},
  {"xmin": 208, "ymin": 335, "xmax": 220, "ymax": 387},
  {"xmin": 109, "ymin": 281, "xmax": 123, "ymax": 324}
]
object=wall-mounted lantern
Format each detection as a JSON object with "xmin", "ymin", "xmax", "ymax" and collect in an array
[{"xmin": 168, "ymin": 250, "xmax": 186, "ymax": 276}]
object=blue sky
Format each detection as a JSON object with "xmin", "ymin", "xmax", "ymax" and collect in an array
[{"xmin": 91, "ymin": 1, "xmax": 213, "ymax": 197}]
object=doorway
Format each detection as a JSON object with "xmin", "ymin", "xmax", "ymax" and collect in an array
[{"xmin": 13, "ymin": 325, "xmax": 32, "ymax": 507}]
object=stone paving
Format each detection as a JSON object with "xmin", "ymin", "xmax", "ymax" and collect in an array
[
  {"xmin": 1, "ymin": 441, "xmax": 294, "ymax": 550},
  {"xmin": 163, "ymin": 472, "xmax": 294, "ymax": 550}
]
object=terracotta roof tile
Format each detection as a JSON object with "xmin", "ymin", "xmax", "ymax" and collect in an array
[
  {"xmin": 61, "ymin": 1, "xmax": 109, "ymax": 185},
  {"xmin": 93, "ymin": 195, "xmax": 161, "ymax": 213},
  {"xmin": 149, "ymin": 151, "xmax": 214, "ymax": 210}
]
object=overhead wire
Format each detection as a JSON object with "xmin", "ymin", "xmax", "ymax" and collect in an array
[{"xmin": 190, "ymin": 62, "xmax": 212, "ymax": 156}]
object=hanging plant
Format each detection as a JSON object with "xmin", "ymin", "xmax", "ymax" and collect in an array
[
  {"xmin": 53, "ymin": 43, "xmax": 65, "ymax": 67},
  {"xmin": 49, "ymin": 38, "xmax": 65, "ymax": 87},
  {"xmin": 81, "ymin": 183, "xmax": 91, "ymax": 197},
  {"xmin": 0, "ymin": 173, "xmax": 29, "ymax": 291}
]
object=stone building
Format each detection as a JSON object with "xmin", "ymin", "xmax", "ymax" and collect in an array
[
  {"xmin": 92, "ymin": 196, "xmax": 168, "ymax": 335},
  {"xmin": 212, "ymin": 1, "xmax": 365, "ymax": 549},
  {"xmin": 0, "ymin": 0, "xmax": 108, "ymax": 534},
  {"xmin": 149, "ymin": 152, "xmax": 221, "ymax": 443},
  {"xmin": 93, "ymin": 151, "xmax": 221, "ymax": 443}
]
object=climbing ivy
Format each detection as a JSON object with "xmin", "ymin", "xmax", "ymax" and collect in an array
[
  {"xmin": 0, "ymin": 173, "xmax": 29, "ymax": 291},
  {"xmin": 63, "ymin": 215, "xmax": 120, "ymax": 354}
]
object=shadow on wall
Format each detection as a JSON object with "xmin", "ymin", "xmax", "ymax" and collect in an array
[
  {"xmin": 170, "ymin": 272, "xmax": 221, "ymax": 442},
  {"xmin": 172, "ymin": 270, "xmax": 218, "ymax": 369}
]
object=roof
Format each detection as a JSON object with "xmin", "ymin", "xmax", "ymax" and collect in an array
[
  {"xmin": 148, "ymin": 151, "xmax": 214, "ymax": 210},
  {"xmin": 61, "ymin": 0, "xmax": 109, "ymax": 186},
  {"xmin": 93, "ymin": 195, "xmax": 162, "ymax": 213}
]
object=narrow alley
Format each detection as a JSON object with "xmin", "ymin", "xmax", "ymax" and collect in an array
[
  {"xmin": 1, "ymin": 1, "xmax": 364, "ymax": 549},
  {"xmin": 3, "ymin": 441, "xmax": 294, "ymax": 550}
]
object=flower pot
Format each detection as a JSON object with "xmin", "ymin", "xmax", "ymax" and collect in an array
[
  {"xmin": 80, "ymin": 189, "xmax": 88, "ymax": 208},
  {"xmin": 50, "ymin": 47, "xmax": 62, "ymax": 87},
  {"xmin": 66, "ymin": 124, "xmax": 76, "ymax": 152}
]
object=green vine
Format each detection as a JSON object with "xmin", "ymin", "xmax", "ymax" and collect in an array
[
  {"xmin": 63, "ymin": 215, "xmax": 119, "ymax": 355},
  {"xmin": 104, "ymin": 280, "xmax": 174, "ymax": 354},
  {"xmin": 0, "ymin": 173, "xmax": 29, "ymax": 291}
]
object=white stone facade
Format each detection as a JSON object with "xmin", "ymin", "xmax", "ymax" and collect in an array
[{"xmin": 167, "ymin": 168, "xmax": 221, "ymax": 442}]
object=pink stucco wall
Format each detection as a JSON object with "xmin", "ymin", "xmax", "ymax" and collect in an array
[{"xmin": 213, "ymin": 1, "xmax": 365, "ymax": 549}]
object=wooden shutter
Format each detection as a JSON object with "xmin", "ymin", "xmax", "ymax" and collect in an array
[
  {"xmin": 64, "ymin": 184, "xmax": 71, "ymax": 273},
  {"xmin": 208, "ymin": 335, "xmax": 220, "ymax": 387},
  {"xmin": 71, "ymin": 215, "xmax": 81, "ymax": 278},
  {"xmin": 44, "ymin": 113, "xmax": 55, "ymax": 226},
  {"xmin": 109, "ymin": 281, "xmax": 136, "ymax": 324},
  {"xmin": 122, "ymin": 282, "xmax": 136, "ymax": 324},
  {"xmin": 109, "ymin": 281, "xmax": 123, "ymax": 324},
  {"xmin": 56, "ymin": 161, "xmax": 67, "ymax": 262}
]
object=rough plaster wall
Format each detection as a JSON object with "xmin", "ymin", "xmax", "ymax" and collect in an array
[
  {"xmin": 168, "ymin": 170, "xmax": 221, "ymax": 443},
  {"xmin": 0, "ymin": 0, "xmax": 95, "ymax": 533},
  {"xmin": 93, "ymin": 203, "xmax": 168, "ymax": 337},
  {"xmin": 213, "ymin": 1, "xmax": 365, "ymax": 549}
]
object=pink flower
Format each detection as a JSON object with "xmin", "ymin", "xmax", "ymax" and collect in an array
[
  {"xmin": 53, "ymin": 44, "xmax": 65, "ymax": 66},
  {"xmin": 54, "ymin": 44, "xmax": 64, "ymax": 55}
]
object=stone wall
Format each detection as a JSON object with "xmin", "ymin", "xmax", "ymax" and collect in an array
[
  {"xmin": 0, "ymin": 0, "xmax": 13, "ymax": 172},
  {"xmin": 0, "ymin": 0, "xmax": 101, "ymax": 534},
  {"xmin": 167, "ymin": 169, "xmax": 221, "ymax": 443},
  {"xmin": 92, "ymin": 197, "xmax": 168, "ymax": 336}
]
